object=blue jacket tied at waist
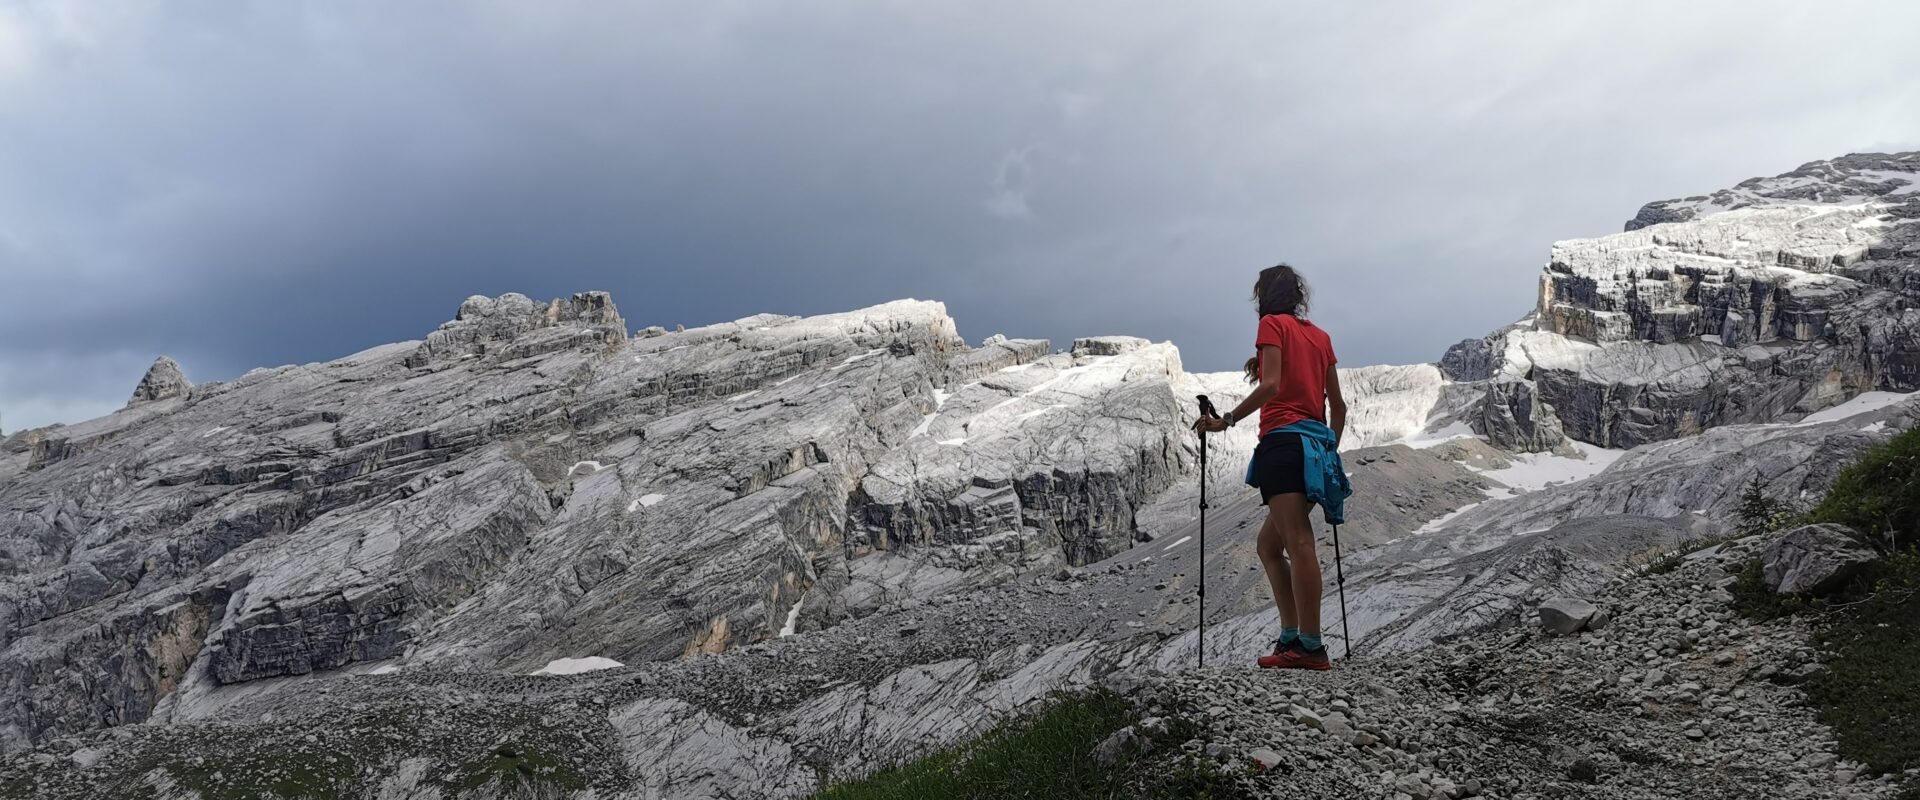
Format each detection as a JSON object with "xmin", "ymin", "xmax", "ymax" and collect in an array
[{"xmin": 1243, "ymin": 420, "xmax": 1352, "ymax": 525}]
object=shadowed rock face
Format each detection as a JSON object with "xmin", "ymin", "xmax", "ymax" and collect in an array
[{"xmin": 1443, "ymin": 152, "xmax": 1920, "ymax": 451}]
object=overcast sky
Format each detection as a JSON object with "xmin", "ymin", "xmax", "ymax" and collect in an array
[{"xmin": 2, "ymin": 2, "xmax": 1917, "ymax": 431}]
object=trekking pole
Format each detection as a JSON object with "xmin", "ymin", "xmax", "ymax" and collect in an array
[
  {"xmin": 1194, "ymin": 395, "xmax": 1219, "ymax": 669},
  {"xmin": 1331, "ymin": 522, "xmax": 1351, "ymax": 659}
]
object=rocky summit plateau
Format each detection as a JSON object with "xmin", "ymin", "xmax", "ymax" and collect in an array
[{"xmin": 2, "ymin": 151, "xmax": 1918, "ymax": 799}]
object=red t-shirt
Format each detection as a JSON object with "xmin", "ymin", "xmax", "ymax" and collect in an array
[{"xmin": 1253, "ymin": 314, "xmax": 1337, "ymax": 436}]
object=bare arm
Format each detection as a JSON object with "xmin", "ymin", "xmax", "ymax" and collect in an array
[
  {"xmin": 1325, "ymin": 363, "xmax": 1347, "ymax": 445},
  {"xmin": 1226, "ymin": 345, "xmax": 1284, "ymax": 424}
]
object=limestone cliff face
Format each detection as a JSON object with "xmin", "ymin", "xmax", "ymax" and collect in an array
[
  {"xmin": 0, "ymin": 290, "xmax": 1285, "ymax": 751},
  {"xmin": 1444, "ymin": 151, "xmax": 1920, "ymax": 450}
]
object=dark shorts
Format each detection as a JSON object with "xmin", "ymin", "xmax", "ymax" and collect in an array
[{"xmin": 1252, "ymin": 431, "xmax": 1309, "ymax": 505}]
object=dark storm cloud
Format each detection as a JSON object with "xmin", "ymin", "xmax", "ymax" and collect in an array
[{"xmin": 2, "ymin": 1, "xmax": 1918, "ymax": 429}]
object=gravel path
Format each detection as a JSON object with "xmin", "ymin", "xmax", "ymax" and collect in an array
[{"xmin": 1138, "ymin": 535, "xmax": 1900, "ymax": 799}]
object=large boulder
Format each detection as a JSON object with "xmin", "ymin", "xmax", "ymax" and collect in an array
[
  {"xmin": 1071, "ymin": 336, "xmax": 1151, "ymax": 357},
  {"xmin": 1538, "ymin": 597, "xmax": 1598, "ymax": 635},
  {"xmin": 1762, "ymin": 523, "xmax": 1878, "ymax": 595},
  {"xmin": 127, "ymin": 356, "xmax": 191, "ymax": 405}
]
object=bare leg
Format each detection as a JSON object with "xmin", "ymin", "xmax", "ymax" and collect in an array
[
  {"xmin": 1255, "ymin": 500, "xmax": 1297, "ymax": 630},
  {"xmin": 1274, "ymin": 493, "xmax": 1323, "ymax": 636}
]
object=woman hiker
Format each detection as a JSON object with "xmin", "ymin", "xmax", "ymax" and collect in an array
[{"xmin": 1193, "ymin": 263, "xmax": 1352, "ymax": 670}]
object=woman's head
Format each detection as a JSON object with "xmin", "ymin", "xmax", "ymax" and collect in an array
[
  {"xmin": 1253, "ymin": 263, "xmax": 1309, "ymax": 318},
  {"xmin": 1244, "ymin": 263, "xmax": 1310, "ymax": 383}
]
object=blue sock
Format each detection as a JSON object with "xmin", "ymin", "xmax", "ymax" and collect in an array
[
  {"xmin": 1299, "ymin": 632, "xmax": 1323, "ymax": 652},
  {"xmin": 1279, "ymin": 627, "xmax": 1299, "ymax": 645}
]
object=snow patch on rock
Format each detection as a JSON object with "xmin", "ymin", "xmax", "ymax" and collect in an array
[
  {"xmin": 1473, "ymin": 446, "xmax": 1626, "ymax": 492},
  {"xmin": 778, "ymin": 600, "xmax": 804, "ymax": 637},
  {"xmin": 1796, "ymin": 390, "xmax": 1916, "ymax": 426},
  {"xmin": 532, "ymin": 657, "xmax": 624, "ymax": 676}
]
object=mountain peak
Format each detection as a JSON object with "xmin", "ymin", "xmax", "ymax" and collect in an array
[{"xmin": 127, "ymin": 356, "xmax": 191, "ymax": 406}]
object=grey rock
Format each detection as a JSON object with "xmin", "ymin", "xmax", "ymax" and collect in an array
[
  {"xmin": 405, "ymin": 291, "xmax": 626, "ymax": 368},
  {"xmin": 1395, "ymin": 773, "xmax": 1434, "ymax": 798},
  {"xmin": 610, "ymin": 696, "xmax": 818, "ymax": 798},
  {"xmin": 1538, "ymin": 597, "xmax": 1598, "ymax": 635},
  {"xmin": 1439, "ymin": 326, "xmax": 1517, "ymax": 383},
  {"xmin": 128, "ymin": 356, "xmax": 191, "ymax": 405},
  {"xmin": 1470, "ymin": 377, "xmax": 1571, "ymax": 453},
  {"xmin": 0, "ymin": 423, "xmax": 61, "ymax": 456},
  {"xmin": 1070, "ymin": 336, "xmax": 1151, "ymax": 356},
  {"xmin": 1247, "ymin": 746, "xmax": 1284, "ymax": 770},
  {"xmin": 1763, "ymin": 524, "xmax": 1878, "ymax": 595},
  {"xmin": 1090, "ymin": 725, "xmax": 1139, "ymax": 766}
]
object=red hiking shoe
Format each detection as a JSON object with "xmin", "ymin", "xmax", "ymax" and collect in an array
[
  {"xmin": 1257, "ymin": 638, "xmax": 1298, "ymax": 669},
  {"xmin": 1268, "ymin": 645, "xmax": 1332, "ymax": 671}
]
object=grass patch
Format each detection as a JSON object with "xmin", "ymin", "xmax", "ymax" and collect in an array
[
  {"xmin": 449, "ymin": 744, "xmax": 588, "ymax": 792},
  {"xmin": 813, "ymin": 690, "xmax": 1247, "ymax": 800},
  {"xmin": 1729, "ymin": 556, "xmax": 1802, "ymax": 620},
  {"xmin": 0, "ymin": 775, "xmax": 40, "ymax": 800}
]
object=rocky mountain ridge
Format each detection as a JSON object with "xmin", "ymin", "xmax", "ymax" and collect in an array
[
  {"xmin": 1442, "ymin": 151, "xmax": 1919, "ymax": 451},
  {"xmin": 1, "ymin": 150, "xmax": 1916, "ymax": 798},
  {"xmin": 3, "ymin": 390, "xmax": 1910, "ymax": 798}
]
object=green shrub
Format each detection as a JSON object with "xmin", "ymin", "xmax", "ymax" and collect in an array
[
  {"xmin": 814, "ymin": 691, "xmax": 1248, "ymax": 800},
  {"xmin": 1729, "ymin": 556, "xmax": 1801, "ymax": 620},
  {"xmin": 1735, "ymin": 476, "xmax": 1800, "ymax": 538},
  {"xmin": 1804, "ymin": 552, "xmax": 1920, "ymax": 783},
  {"xmin": 1805, "ymin": 425, "xmax": 1920, "ymax": 551}
]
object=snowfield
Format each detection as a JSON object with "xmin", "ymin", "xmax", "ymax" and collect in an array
[{"xmin": 532, "ymin": 657, "xmax": 625, "ymax": 676}]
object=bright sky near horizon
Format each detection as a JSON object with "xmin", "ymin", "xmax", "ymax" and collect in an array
[{"xmin": 2, "ymin": 1, "xmax": 1918, "ymax": 431}]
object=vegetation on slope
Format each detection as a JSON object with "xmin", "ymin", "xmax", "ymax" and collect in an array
[
  {"xmin": 1805, "ymin": 422, "xmax": 1920, "ymax": 551},
  {"xmin": 1803, "ymin": 553, "xmax": 1920, "ymax": 791},
  {"xmin": 813, "ymin": 690, "xmax": 1248, "ymax": 800},
  {"xmin": 1729, "ymin": 424, "xmax": 1920, "ymax": 793}
]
